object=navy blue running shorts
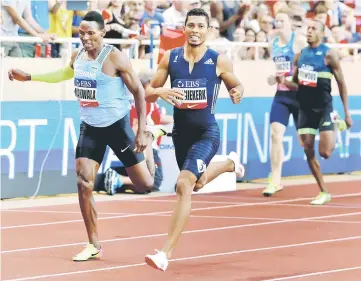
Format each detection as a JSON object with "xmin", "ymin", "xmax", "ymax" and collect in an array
[
  {"xmin": 270, "ymin": 95, "xmax": 299, "ymax": 128},
  {"xmin": 172, "ymin": 123, "xmax": 220, "ymax": 180}
]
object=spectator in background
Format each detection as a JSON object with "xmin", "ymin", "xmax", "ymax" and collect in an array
[
  {"xmin": 291, "ymin": 14, "xmax": 305, "ymax": 35},
  {"xmin": 103, "ymin": 0, "xmax": 127, "ymax": 50},
  {"xmin": 137, "ymin": 1, "xmax": 164, "ymax": 59},
  {"xmin": 237, "ymin": 28, "xmax": 256, "ymax": 60},
  {"xmin": 206, "ymin": 17, "xmax": 231, "ymax": 55},
  {"xmin": 128, "ymin": 0, "xmax": 144, "ymax": 14},
  {"xmin": 326, "ymin": 0, "xmax": 353, "ymax": 27},
  {"xmin": 188, "ymin": 0, "xmax": 202, "ymax": 10},
  {"xmin": 1, "ymin": 0, "xmax": 54, "ymax": 57},
  {"xmin": 287, "ymin": 1, "xmax": 306, "ymax": 20},
  {"xmin": 18, "ymin": 0, "xmax": 58, "ymax": 57},
  {"xmin": 273, "ymin": 1, "xmax": 290, "ymax": 17},
  {"xmin": 121, "ymin": 10, "xmax": 142, "ymax": 56},
  {"xmin": 234, "ymin": 26, "xmax": 245, "ymax": 42},
  {"xmin": 162, "ymin": 0, "xmax": 188, "ymax": 29},
  {"xmin": 48, "ymin": 1, "xmax": 74, "ymax": 57},
  {"xmin": 256, "ymin": 30, "xmax": 270, "ymax": 60},
  {"xmin": 331, "ymin": 24, "xmax": 356, "ymax": 60},
  {"xmin": 67, "ymin": 1, "xmax": 89, "ymax": 50},
  {"xmin": 140, "ymin": 0, "xmax": 165, "ymax": 27},
  {"xmin": 232, "ymin": 26, "xmax": 246, "ymax": 60},
  {"xmin": 200, "ymin": 0, "xmax": 211, "ymax": 17},
  {"xmin": 259, "ymin": 14, "xmax": 274, "ymax": 40},
  {"xmin": 340, "ymin": 9, "xmax": 360, "ymax": 43},
  {"xmin": 246, "ymin": 2, "xmax": 271, "ymax": 34},
  {"xmin": 155, "ymin": 0, "xmax": 171, "ymax": 13},
  {"xmin": 314, "ymin": 5, "xmax": 335, "ymax": 43},
  {"xmin": 211, "ymin": 1, "xmax": 248, "ymax": 41}
]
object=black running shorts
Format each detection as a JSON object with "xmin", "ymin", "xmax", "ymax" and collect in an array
[{"xmin": 76, "ymin": 116, "xmax": 144, "ymax": 167}]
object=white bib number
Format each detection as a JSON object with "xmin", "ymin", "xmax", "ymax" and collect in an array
[
  {"xmin": 275, "ymin": 61, "xmax": 291, "ymax": 75},
  {"xmin": 74, "ymin": 78, "xmax": 99, "ymax": 107},
  {"xmin": 298, "ymin": 68, "xmax": 317, "ymax": 87}
]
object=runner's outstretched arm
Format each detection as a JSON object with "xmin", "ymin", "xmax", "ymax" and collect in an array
[{"xmin": 8, "ymin": 49, "xmax": 78, "ymax": 83}]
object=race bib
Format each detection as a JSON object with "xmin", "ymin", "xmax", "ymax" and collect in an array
[
  {"xmin": 172, "ymin": 78, "xmax": 207, "ymax": 110},
  {"xmin": 298, "ymin": 68, "xmax": 317, "ymax": 87},
  {"xmin": 274, "ymin": 56, "xmax": 291, "ymax": 75},
  {"xmin": 74, "ymin": 78, "xmax": 99, "ymax": 107}
]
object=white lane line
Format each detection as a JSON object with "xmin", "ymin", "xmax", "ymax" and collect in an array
[
  {"xmin": 4, "ymin": 236, "xmax": 361, "ymax": 281},
  {"xmin": 2, "ymin": 192, "xmax": 361, "ymax": 230},
  {"xmin": 2, "ymin": 211, "xmax": 361, "ymax": 254}
]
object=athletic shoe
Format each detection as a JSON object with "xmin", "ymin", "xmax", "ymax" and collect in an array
[
  {"xmin": 72, "ymin": 243, "xmax": 102, "ymax": 261},
  {"xmin": 228, "ymin": 151, "xmax": 245, "ymax": 178},
  {"xmin": 145, "ymin": 250, "xmax": 169, "ymax": 271},
  {"xmin": 104, "ymin": 168, "xmax": 123, "ymax": 196},
  {"xmin": 146, "ymin": 125, "xmax": 167, "ymax": 141},
  {"xmin": 332, "ymin": 112, "xmax": 347, "ymax": 132},
  {"xmin": 263, "ymin": 183, "xmax": 284, "ymax": 197},
  {"xmin": 311, "ymin": 192, "xmax": 331, "ymax": 205}
]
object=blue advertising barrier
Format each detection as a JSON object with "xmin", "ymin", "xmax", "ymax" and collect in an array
[{"xmin": 1, "ymin": 97, "xmax": 360, "ymax": 198}]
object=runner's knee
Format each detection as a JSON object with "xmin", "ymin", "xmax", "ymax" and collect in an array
[
  {"xmin": 76, "ymin": 161, "xmax": 95, "ymax": 192},
  {"xmin": 176, "ymin": 178, "xmax": 193, "ymax": 197},
  {"xmin": 319, "ymin": 149, "xmax": 332, "ymax": 159},
  {"xmin": 271, "ymin": 129, "xmax": 283, "ymax": 144}
]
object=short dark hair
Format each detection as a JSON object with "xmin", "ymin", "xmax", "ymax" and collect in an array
[
  {"xmin": 185, "ymin": 8, "xmax": 209, "ymax": 27},
  {"xmin": 82, "ymin": 11, "xmax": 105, "ymax": 29}
]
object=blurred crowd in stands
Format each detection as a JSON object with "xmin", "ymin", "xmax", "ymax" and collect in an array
[{"xmin": 1, "ymin": 0, "xmax": 361, "ymax": 60}]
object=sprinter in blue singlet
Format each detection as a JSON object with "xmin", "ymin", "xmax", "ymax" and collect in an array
[
  {"xmin": 8, "ymin": 11, "xmax": 166, "ymax": 262},
  {"xmin": 263, "ymin": 13, "xmax": 307, "ymax": 197},
  {"xmin": 285, "ymin": 20, "xmax": 352, "ymax": 205},
  {"xmin": 144, "ymin": 8, "xmax": 246, "ymax": 271}
]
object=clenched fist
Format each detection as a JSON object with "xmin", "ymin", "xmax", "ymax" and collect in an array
[
  {"xmin": 229, "ymin": 87, "xmax": 243, "ymax": 104},
  {"xmin": 8, "ymin": 69, "xmax": 31, "ymax": 82}
]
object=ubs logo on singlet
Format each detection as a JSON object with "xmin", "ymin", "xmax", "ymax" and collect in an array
[{"xmin": 172, "ymin": 78, "xmax": 207, "ymax": 110}]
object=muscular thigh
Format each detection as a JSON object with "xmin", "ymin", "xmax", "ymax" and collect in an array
[
  {"xmin": 107, "ymin": 116, "xmax": 145, "ymax": 168},
  {"xmin": 76, "ymin": 122, "xmax": 107, "ymax": 164}
]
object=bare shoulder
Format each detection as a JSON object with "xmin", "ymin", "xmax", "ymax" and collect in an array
[
  {"xmin": 217, "ymin": 53, "xmax": 233, "ymax": 73},
  {"xmin": 107, "ymin": 47, "xmax": 134, "ymax": 72},
  {"xmin": 325, "ymin": 48, "xmax": 340, "ymax": 67},
  {"xmin": 326, "ymin": 48, "xmax": 339, "ymax": 60},
  {"xmin": 71, "ymin": 48, "xmax": 80, "ymax": 59},
  {"xmin": 108, "ymin": 47, "xmax": 128, "ymax": 62},
  {"xmin": 158, "ymin": 50, "xmax": 171, "ymax": 68},
  {"xmin": 70, "ymin": 48, "xmax": 81, "ymax": 68}
]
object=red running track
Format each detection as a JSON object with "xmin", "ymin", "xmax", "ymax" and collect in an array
[{"xmin": 1, "ymin": 180, "xmax": 361, "ymax": 281}]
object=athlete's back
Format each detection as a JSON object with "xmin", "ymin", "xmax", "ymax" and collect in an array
[{"xmin": 168, "ymin": 47, "xmax": 221, "ymax": 129}]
